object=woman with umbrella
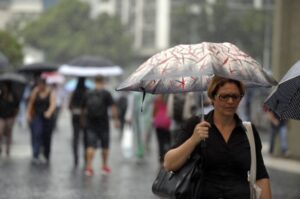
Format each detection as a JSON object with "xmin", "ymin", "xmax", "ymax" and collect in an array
[
  {"xmin": 27, "ymin": 77, "xmax": 56, "ymax": 164},
  {"xmin": 164, "ymin": 76, "xmax": 272, "ymax": 199},
  {"xmin": 0, "ymin": 82, "xmax": 19, "ymax": 156}
]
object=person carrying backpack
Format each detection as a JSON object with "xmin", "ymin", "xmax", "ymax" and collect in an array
[
  {"xmin": 167, "ymin": 93, "xmax": 198, "ymax": 145},
  {"xmin": 82, "ymin": 75, "xmax": 120, "ymax": 176}
]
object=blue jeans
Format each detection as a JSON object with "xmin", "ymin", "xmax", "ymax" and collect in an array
[
  {"xmin": 30, "ymin": 115, "xmax": 54, "ymax": 160},
  {"xmin": 269, "ymin": 124, "xmax": 288, "ymax": 154}
]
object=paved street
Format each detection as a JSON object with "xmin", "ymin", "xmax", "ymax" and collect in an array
[{"xmin": 0, "ymin": 109, "xmax": 300, "ymax": 199}]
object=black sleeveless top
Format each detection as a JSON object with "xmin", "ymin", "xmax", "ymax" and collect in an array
[
  {"xmin": 0, "ymin": 96, "xmax": 18, "ymax": 118},
  {"xmin": 34, "ymin": 92, "xmax": 50, "ymax": 117}
]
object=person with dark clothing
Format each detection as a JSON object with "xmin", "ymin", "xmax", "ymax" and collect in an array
[
  {"xmin": 69, "ymin": 77, "xmax": 88, "ymax": 167},
  {"xmin": 164, "ymin": 76, "xmax": 272, "ymax": 199},
  {"xmin": 0, "ymin": 83, "xmax": 19, "ymax": 156},
  {"xmin": 265, "ymin": 109, "xmax": 289, "ymax": 157},
  {"xmin": 116, "ymin": 92, "xmax": 128, "ymax": 139},
  {"xmin": 82, "ymin": 75, "xmax": 120, "ymax": 176},
  {"xmin": 167, "ymin": 93, "xmax": 198, "ymax": 145},
  {"xmin": 27, "ymin": 78, "xmax": 56, "ymax": 164},
  {"xmin": 153, "ymin": 94, "xmax": 171, "ymax": 163}
]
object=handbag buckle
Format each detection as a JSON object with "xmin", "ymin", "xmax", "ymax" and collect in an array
[
  {"xmin": 168, "ymin": 171, "xmax": 175, "ymax": 180},
  {"xmin": 247, "ymin": 170, "xmax": 250, "ymax": 182}
]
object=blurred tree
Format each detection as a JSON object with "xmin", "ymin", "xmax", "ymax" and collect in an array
[
  {"xmin": 0, "ymin": 30, "xmax": 23, "ymax": 70},
  {"xmin": 170, "ymin": 4, "xmax": 194, "ymax": 44},
  {"xmin": 171, "ymin": 0, "xmax": 266, "ymax": 62},
  {"xmin": 21, "ymin": 0, "xmax": 133, "ymax": 66},
  {"xmin": 237, "ymin": 9, "xmax": 266, "ymax": 61}
]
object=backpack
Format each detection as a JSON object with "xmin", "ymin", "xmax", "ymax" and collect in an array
[
  {"xmin": 173, "ymin": 94, "xmax": 185, "ymax": 123},
  {"xmin": 86, "ymin": 90, "xmax": 106, "ymax": 119}
]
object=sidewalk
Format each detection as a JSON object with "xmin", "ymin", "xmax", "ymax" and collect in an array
[
  {"xmin": 262, "ymin": 141, "xmax": 300, "ymax": 174},
  {"xmin": 1, "ymin": 109, "xmax": 299, "ymax": 199}
]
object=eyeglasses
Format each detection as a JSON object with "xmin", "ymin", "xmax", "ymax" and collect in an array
[{"xmin": 215, "ymin": 94, "xmax": 243, "ymax": 102}]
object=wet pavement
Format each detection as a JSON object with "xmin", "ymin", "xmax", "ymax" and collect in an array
[{"xmin": 0, "ymin": 109, "xmax": 299, "ymax": 199}]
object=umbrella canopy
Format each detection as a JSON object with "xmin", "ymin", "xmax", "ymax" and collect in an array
[
  {"xmin": 116, "ymin": 42, "xmax": 277, "ymax": 94},
  {"xmin": 18, "ymin": 62, "xmax": 58, "ymax": 76},
  {"xmin": 0, "ymin": 73, "xmax": 27, "ymax": 84},
  {"xmin": 41, "ymin": 72, "xmax": 65, "ymax": 85},
  {"xmin": 0, "ymin": 73, "xmax": 27, "ymax": 103},
  {"xmin": 264, "ymin": 60, "xmax": 300, "ymax": 120},
  {"xmin": 58, "ymin": 55, "xmax": 123, "ymax": 77}
]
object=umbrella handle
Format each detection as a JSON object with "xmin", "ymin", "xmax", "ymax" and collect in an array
[{"xmin": 200, "ymin": 91, "xmax": 207, "ymax": 148}]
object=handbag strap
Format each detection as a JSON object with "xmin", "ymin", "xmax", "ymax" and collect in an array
[{"xmin": 242, "ymin": 122, "xmax": 257, "ymax": 187}]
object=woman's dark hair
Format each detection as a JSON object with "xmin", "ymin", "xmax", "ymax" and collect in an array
[
  {"xmin": 75, "ymin": 77, "xmax": 86, "ymax": 90},
  {"xmin": 70, "ymin": 77, "xmax": 87, "ymax": 108}
]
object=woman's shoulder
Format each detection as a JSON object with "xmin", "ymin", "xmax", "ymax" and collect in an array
[{"xmin": 49, "ymin": 87, "xmax": 56, "ymax": 96}]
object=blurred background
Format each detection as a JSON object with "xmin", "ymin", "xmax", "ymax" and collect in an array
[{"xmin": 0, "ymin": 0, "xmax": 299, "ymax": 198}]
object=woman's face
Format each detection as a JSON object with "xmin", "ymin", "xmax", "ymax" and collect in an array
[
  {"xmin": 212, "ymin": 82, "xmax": 242, "ymax": 117},
  {"xmin": 37, "ymin": 82, "xmax": 46, "ymax": 91}
]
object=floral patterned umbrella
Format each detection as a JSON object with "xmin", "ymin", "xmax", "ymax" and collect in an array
[
  {"xmin": 116, "ymin": 42, "xmax": 276, "ymax": 94},
  {"xmin": 116, "ymin": 42, "xmax": 277, "ymax": 121}
]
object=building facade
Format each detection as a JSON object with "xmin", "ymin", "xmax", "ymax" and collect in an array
[{"xmin": 272, "ymin": 0, "xmax": 300, "ymax": 158}]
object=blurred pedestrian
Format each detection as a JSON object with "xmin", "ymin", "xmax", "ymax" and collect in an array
[
  {"xmin": 51, "ymin": 83, "xmax": 66, "ymax": 132},
  {"xmin": 82, "ymin": 75, "xmax": 119, "ymax": 176},
  {"xmin": 16, "ymin": 83, "xmax": 31, "ymax": 128},
  {"xmin": 125, "ymin": 92, "xmax": 154, "ymax": 159},
  {"xmin": 265, "ymin": 107, "xmax": 289, "ymax": 157},
  {"xmin": 27, "ymin": 78, "xmax": 56, "ymax": 164},
  {"xmin": 68, "ymin": 77, "xmax": 88, "ymax": 167},
  {"xmin": 167, "ymin": 93, "xmax": 198, "ymax": 145},
  {"xmin": 116, "ymin": 91, "xmax": 128, "ymax": 140},
  {"xmin": 153, "ymin": 94, "xmax": 171, "ymax": 164},
  {"xmin": 143, "ymin": 94, "xmax": 155, "ymax": 153},
  {"xmin": 0, "ymin": 82, "xmax": 19, "ymax": 157}
]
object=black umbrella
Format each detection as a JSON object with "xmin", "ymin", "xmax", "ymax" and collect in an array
[
  {"xmin": 0, "ymin": 73, "xmax": 27, "ymax": 84},
  {"xmin": 0, "ymin": 73, "xmax": 27, "ymax": 104},
  {"xmin": 58, "ymin": 55, "xmax": 123, "ymax": 77},
  {"xmin": 264, "ymin": 60, "xmax": 300, "ymax": 120},
  {"xmin": 18, "ymin": 62, "xmax": 58, "ymax": 76}
]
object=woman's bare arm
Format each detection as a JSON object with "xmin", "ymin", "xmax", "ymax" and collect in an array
[
  {"xmin": 164, "ymin": 121, "xmax": 210, "ymax": 171},
  {"xmin": 26, "ymin": 88, "xmax": 38, "ymax": 121},
  {"xmin": 256, "ymin": 178, "xmax": 272, "ymax": 199},
  {"xmin": 163, "ymin": 137, "xmax": 198, "ymax": 171}
]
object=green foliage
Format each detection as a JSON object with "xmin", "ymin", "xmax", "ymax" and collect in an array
[
  {"xmin": 21, "ymin": 0, "xmax": 133, "ymax": 66},
  {"xmin": 0, "ymin": 30, "xmax": 23, "ymax": 70}
]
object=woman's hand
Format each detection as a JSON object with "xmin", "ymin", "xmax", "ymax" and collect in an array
[
  {"xmin": 27, "ymin": 113, "xmax": 32, "ymax": 122},
  {"xmin": 44, "ymin": 111, "xmax": 52, "ymax": 119},
  {"xmin": 190, "ymin": 121, "xmax": 211, "ymax": 144}
]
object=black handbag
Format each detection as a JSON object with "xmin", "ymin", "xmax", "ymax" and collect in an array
[{"xmin": 152, "ymin": 151, "xmax": 203, "ymax": 199}]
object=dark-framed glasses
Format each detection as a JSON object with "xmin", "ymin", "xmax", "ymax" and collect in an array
[{"xmin": 216, "ymin": 94, "xmax": 243, "ymax": 102}]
